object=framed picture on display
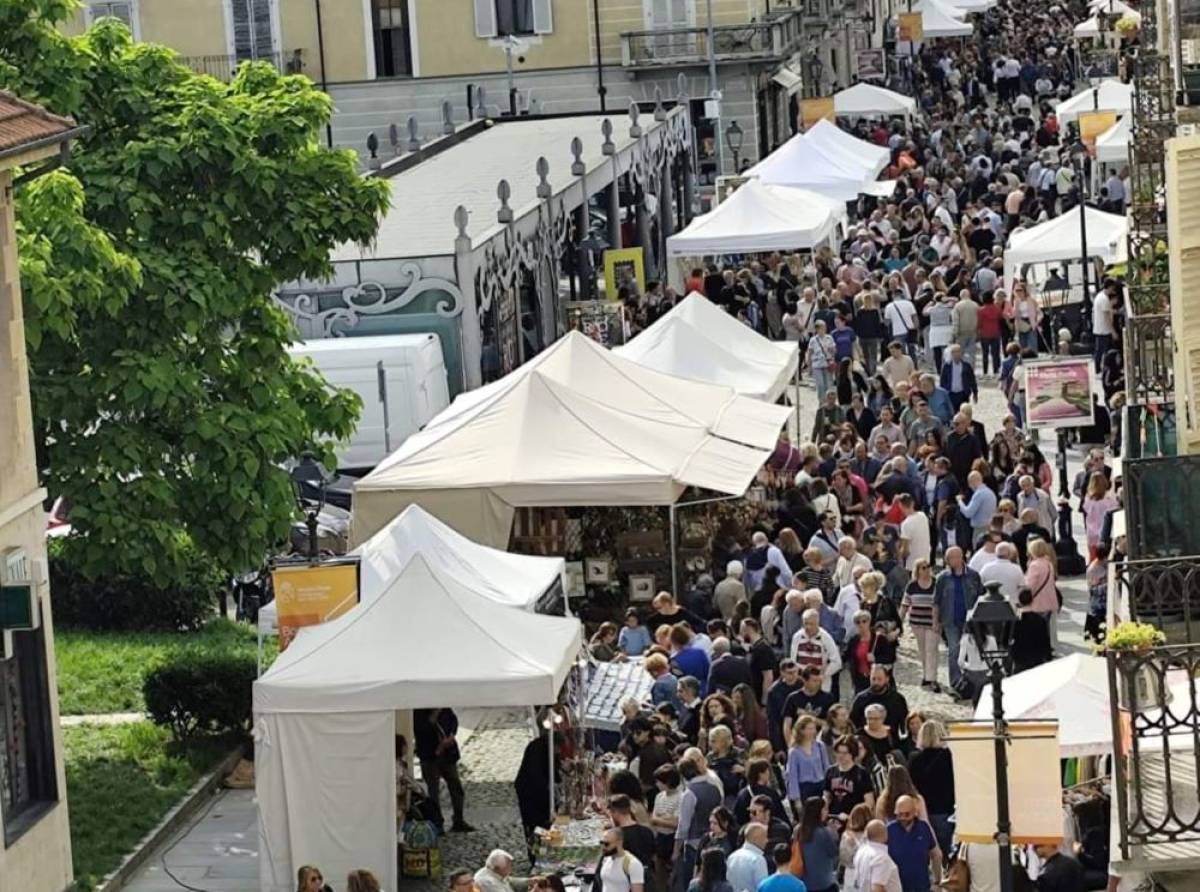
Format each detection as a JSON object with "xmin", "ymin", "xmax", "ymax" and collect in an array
[
  {"xmin": 585, "ymin": 558, "xmax": 612, "ymax": 584},
  {"xmin": 628, "ymin": 574, "xmax": 656, "ymax": 603}
]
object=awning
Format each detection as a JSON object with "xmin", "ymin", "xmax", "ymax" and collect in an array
[{"xmin": 772, "ymin": 65, "xmax": 804, "ymax": 95}]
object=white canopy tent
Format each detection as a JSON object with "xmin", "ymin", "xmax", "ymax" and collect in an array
[
  {"xmin": 1056, "ymin": 79, "xmax": 1133, "ymax": 123},
  {"xmin": 748, "ymin": 131, "xmax": 895, "ymax": 202},
  {"xmin": 1095, "ymin": 115, "xmax": 1130, "ymax": 163},
  {"xmin": 909, "ymin": 0, "xmax": 975, "ymax": 35},
  {"xmin": 1003, "ymin": 204, "xmax": 1129, "ymax": 288},
  {"xmin": 940, "ymin": 0, "xmax": 996, "ymax": 10},
  {"xmin": 1090, "ymin": 0, "xmax": 1139, "ymax": 16},
  {"xmin": 350, "ymin": 331, "xmax": 790, "ymax": 548},
  {"xmin": 254, "ymin": 553, "xmax": 583, "ymax": 892},
  {"xmin": 1074, "ymin": 15, "xmax": 1102, "ymax": 37},
  {"xmin": 615, "ymin": 292, "xmax": 799, "ymax": 402},
  {"xmin": 664, "ymin": 179, "xmax": 847, "ymax": 256},
  {"xmin": 832, "ymin": 83, "xmax": 919, "ymax": 122},
  {"xmin": 804, "ymin": 119, "xmax": 891, "ymax": 177}
]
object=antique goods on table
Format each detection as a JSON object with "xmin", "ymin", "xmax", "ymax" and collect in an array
[{"xmin": 583, "ymin": 658, "xmax": 651, "ymax": 731}]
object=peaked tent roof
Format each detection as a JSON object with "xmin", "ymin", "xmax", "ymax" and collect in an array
[
  {"xmin": 747, "ymin": 130, "xmax": 882, "ymax": 201},
  {"xmin": 939, "ymin": 0, "xmax": 996, "ymax": 11},
  {"xmin": 804, "ymin": 119, "xmax": 892, "ymax": 176},
  {"xmin": 910, "ymin": 0, "xmax": 974, "ymax": 35},
  {"xmin": 1004, "ymin": 204, "xmax": 1128, "ymax": 286},
  {"xmin": 254, "ymin": 554, "xmax": 583, "ymax": 713},
  {"xmin": 832, "ymin": 83, "xmax": 918, "ymax": 121},
  {"xmin": 1055, "ymin": 79, "xmax": 1133, "ymax": 123},
  {"xmin": 1074, "ymin": 15, "xmax": 1102, "ymax": 36},
  {"xmin": 351, "ymin": 331, "xmax": 789, "ymax": 547},
  {"xmin": 615, "ymin": 292, "xmax": 799, "ymax": 402},
  {"xmin": 1095, "ymin": 115, "xmax": 1130, "ymax": 163},
  {"xmin": 664, "ymin": 179, "xmax": 846, "ymax": 256}
]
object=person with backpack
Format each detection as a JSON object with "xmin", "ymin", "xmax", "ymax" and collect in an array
[{"xmin": 599, "ymin": 827, "xmax": 647, "ymax": 892}]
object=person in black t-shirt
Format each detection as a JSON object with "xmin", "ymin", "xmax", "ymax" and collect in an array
[
  {"xmin": 765, "ymin": 661, "xmax": 803, "ymax": 755},
  {"xmin": 609, "ymin": 794, "xmax": 657, "ymax": 892},
  {"xmin": 823, "ymin": 735, "xmax": 875, "ymax": 820},
  {"xmin": 781, "ymin": 667, "xmax": 836, "ymax": 743},
  {"xmin": 740, "ymin": 618, "xmax": 779, "ymax": 703},
  {"xmin": 1033, "ymin": 843, "xmax": 1085, "ymax": 892}
]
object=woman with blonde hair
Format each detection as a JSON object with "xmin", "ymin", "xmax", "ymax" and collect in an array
[
  {"xmin": 1007, "ymin": 282, "xmax": 1042, "ymax": 353},
  {"xmin": 346, "ymin": 870, "xmax": 381, "ymax": 892},
  {"xmin": 1083, "ymin": 471, "xmax": 1118, "ymax": 561},
  {"xmin": 1025, "ymin": 537, "xmax": 1060, "ymax": 650},
  {"xmin": 297, "ymin": 866, "xmax": 325, "ymax": 892},
  {"xmin": 785, "ymin": 715, "xmax": 830, "ymax": 808},
  {"xmin": 908, "ymin": 720, "xmax": 956, "ymax": 856},
  {"xmin": 777, "ymin": 527, "xmax": 806, "ymax": 572}
]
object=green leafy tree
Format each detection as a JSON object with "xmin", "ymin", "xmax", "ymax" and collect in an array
[{"xmin": 1, "ymin": 0, "xmax": 390, "ymax": 583}]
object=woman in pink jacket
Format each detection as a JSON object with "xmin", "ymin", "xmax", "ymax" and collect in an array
[
  {"xmin": 1082, "ymin": 472, "xmax": 1119, "ymax": 561},
  {"xmin": 1024, "ymin": 538, "xmax": 1059, "ymax": 652}
]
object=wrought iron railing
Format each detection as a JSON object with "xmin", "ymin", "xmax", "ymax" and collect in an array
[
  {"xmin": 1108, "ymin": 644, "xmax": 1200, "ymax": 866},
  {"xmin": 177, "ymin": 49, "xmax": 304, "ymax": 82},
  {"xmin": 1124, "ymin": 297, "xmax": 1173, "ymax": 405},
  {"xmin": 620, "ymin": 10, "xmax": 803, "ymax": 68},
  {"xmin": 1110, "ymin": 557, "xmax": 1200, "ymax": 642},
  {"xmin": 1122, "ymin": 456, "xmax": 1200, "ymax": 561}
]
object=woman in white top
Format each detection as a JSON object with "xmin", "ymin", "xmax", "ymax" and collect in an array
[
  {"xmin": 1008, "ymin": 283, "xmax": 1042, "ymax": 354},
  {"xmin": 924, "ymin": 293, "xmax": 956, "ymax": 372}
]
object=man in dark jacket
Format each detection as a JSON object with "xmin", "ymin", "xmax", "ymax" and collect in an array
[
  {"xmin": 414, "ymin": 708, "xmax": 474, "ymax": 832},
  {"xmin": 944, "ymin": 412, "xmax": 984, "ymax": 489},
  {"xmin": 707, "ymin": 637, "xmax": 754, "ymax": 695},
  {"xmin": 849, "ymin": 665, "xmax": 909, "ymax": 731},
  {"xmin": 939, "ymin": 344, "xmax": 978, "ymax": 413},
  {"xmin": 933, "ymin": 547, "xmax": 984, "ymax": 697}
]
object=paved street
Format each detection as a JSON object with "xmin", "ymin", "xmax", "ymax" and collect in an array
[{"xmin": 121, "ymin": 373, "xmax": 1096, "ymax": 892}]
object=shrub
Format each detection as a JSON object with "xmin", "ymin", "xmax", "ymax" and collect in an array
[
  {"xmin": 143, "ymin": 650, "xmax": 256, "ymax": 744},
  {"xmin": 49, "ymin": 535, "xmax": 224, "ymax": 631}
]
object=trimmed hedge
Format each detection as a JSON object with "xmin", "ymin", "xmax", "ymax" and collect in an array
[
  {"xmin": 143, "ymin": 650, "xmax": 256, "ymax": 744},
  {"xmin": 49, "ymin": 536, "xmax": 224, "ymax": 631}
]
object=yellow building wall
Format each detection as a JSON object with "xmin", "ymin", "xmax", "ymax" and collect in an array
[
  {"xmin": 414, "ymin": 0, "xmax": 591, "ymax": 77},
  {"xmin": 593, "ymin": 0, "xmax": 767, "ymax": 72},
  {"xmin": 138, "ymin": 0, "xmax": 230, "ymax": 57},
  {"xmin": 281, "ymin": 0, "xmax": 371, "ymax": 83}
]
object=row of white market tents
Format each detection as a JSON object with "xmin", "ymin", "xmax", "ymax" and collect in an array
[
  {"xmin": 748, "ymin": 118, "xmax": 895, "ymax": 202},
  {"xmin": 351, "ymin": 330, "xmax": 791, "ymax": 549},
  {"xmin": 910, "ymin": 0, "xmax": 976, "ymax": 35},
  {"xmin": 254, "ymin": 504, "xmax": 582, "ymax": 892}
]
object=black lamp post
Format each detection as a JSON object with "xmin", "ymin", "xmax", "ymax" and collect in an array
[
  {"xmin": 725, "ymin": 120, "xmax": 745, "ymax": 171},
  {"xmin": 965, "ymin": 580, "xmax": 1020, "ymax": 892},
  {"xmin": 290, "ymin": 454, "xmax": 330, "ymax": 561}
]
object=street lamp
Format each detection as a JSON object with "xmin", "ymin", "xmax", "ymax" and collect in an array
[
  {"xmin": 965, "ymin": 581, "xmax": 1020, "ymax": 892},
  {"xmin": 724, "ymin": 120, "xmax": 745, "ymax": 171},
  {"xmin": 290, "ymin": 453, "xmax": 330, "ymax": 561}
]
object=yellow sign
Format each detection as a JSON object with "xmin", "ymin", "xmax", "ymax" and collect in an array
[
  {"xmin": 1079, "ymin": 110, "xmax": 1118, "ymax": 156},
  {"xmin": 602, "ymin": 247, "xmax": 645, "ymax": 300},
  {"xmin": 947, "ymin": 721, "xmax": 1065, "ymax": 845},
  {"xmin": 272, "ymin": 561, "xmax": 359, "ymax": 651},
  {"xmin": 898, "ymin": 12, "xmax": 924, "ymax": 42},
  {"xmin": 800, "ymin": 97, "xmax": 836, "ymax": 130}
]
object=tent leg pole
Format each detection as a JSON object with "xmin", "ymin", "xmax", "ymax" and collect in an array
[
  {"xmin": 547, "ymin": 714, "xmax": 556, "ymax": 824},
  {"xmin": 669, "ymin": 503, "xmax": 679, "ymax": 597},
  {"xmin": 793, "ymin": 359, "xmax": 801, "ymax": 442}
]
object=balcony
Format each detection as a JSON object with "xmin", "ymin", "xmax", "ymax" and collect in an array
[
  {"xmin": 620, "ymin": 9, "xmax": 803, "ymax": 70},
  {"xmin": 1110, "ymin": 555, "xmax": 1200, "ymax": 643},
  {"xmin": 1124, "ymin": 294, "xmax": 1173, "ymax": 406},
  {"xmin": 177, "ymin": 49, "xmax": 305, "ymax": 82},
  {"xmin": 1108, "ymin": 645, "xmax": 1200, "ymax": 870}
]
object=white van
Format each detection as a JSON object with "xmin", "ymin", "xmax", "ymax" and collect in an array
[{"xmin": 288, "ymin": 334, "xmax": 451, "ymax": 471}]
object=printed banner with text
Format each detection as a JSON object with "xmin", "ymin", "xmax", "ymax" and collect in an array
[{"xmin": 273, "ymin": 561, "xmax": 360, "ymax": 651}]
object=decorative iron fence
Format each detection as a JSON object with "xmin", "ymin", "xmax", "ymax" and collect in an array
[
  {"xmin": 1111, "ymin": 556, "xmax": 1200, "ymax": 641},
  {"xmin": 177, "ymin": 50, "xmax": 304, "ymax": 82},
  {"xmin": 1122, "ymin": 455, "xmax": 1200, "ymax": 560},
  {"xmin": 1108, "ymin": 645, "xmax": 1200, "ymax": 866},
  {"xmin": 1124, "ymin": 300, "xmax": 1173, "ymax": 405}
]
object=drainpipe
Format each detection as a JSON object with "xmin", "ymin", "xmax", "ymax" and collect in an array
[
  {"xmin": 315, "ymin": 0, "xmax": 332, "ymax": 147},
  {"xmin": 592, "ymin": 0, "xmax": 607, "ymax": 110}
]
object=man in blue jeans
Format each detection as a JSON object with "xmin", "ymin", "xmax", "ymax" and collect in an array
[
  {"xmin": 887, "ymin": 796, "xmax": 942, "ymax": 892},
  {"xmin": 932, "ymin": 547, "xmax": 983, "ymax": 697}
]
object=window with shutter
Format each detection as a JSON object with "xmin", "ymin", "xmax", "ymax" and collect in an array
[
  {"xmin": 495, "ymin": 0, "xmax": 535, "ymax": 36},
  {"xmin": 475, "ymin": 0, "xmax": 498, "ymax": 37},
  {"xmin": 1167, "ymin": 137, "xmax": 1200, "ymax": 452},
  {"xmin": 87, "ymin": 0, "xmax": 134, "ymax": 28},
  {"xmin": 231, "ymin": 0, "xmax": 276, "ymax": 60},
  {"xmin": 371, "ymin": 0, "xmax": 413, "ymax": 77}
]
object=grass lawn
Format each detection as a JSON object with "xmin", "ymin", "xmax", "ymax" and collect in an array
[
  {"xmin": 55, "ymin": 618, "xmax": 265, "ymax": 715},
  {"xmin": 64, "ymin": 721, "xmax": 232, "ymax": 891}
]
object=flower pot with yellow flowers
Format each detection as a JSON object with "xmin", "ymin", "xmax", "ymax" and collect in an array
[{"xmin": 1104, "ymin": 621, "xmax": 1169, "ymax": 710}]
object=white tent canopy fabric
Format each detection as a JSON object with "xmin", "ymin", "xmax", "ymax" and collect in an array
[
  {"xmin": 804, "ymin": 119, "xmax": 891, "ymax": 176},
  {"xmin": 1074, "ymin": 15, "xmax": 1101, "ymax": 37},
  {"xmin": 940, "ymin": 0, "xmax": 996, "ymax": 10},
  {"xmin": 910, "ymin": 0, "xmax": 974, "ymax": 34},
  {"xmin": 255, "ymin": 554, "xmax": 582, "ymax": 892},
  {"xmin": 1004, "ymin": 204, "xmax": 1129, "ymax": 286},
  {"xmin": 748, "ymin": 130, "xmax": 892, "ymax": 201},
  {"xmin": 1095, "ymin": 115, "xmax": 1130, "ymax": 163},
  {"xmin": 665, "ymin": 179, "xmax": 847, "ymax": 256},
  {"xmin": 1090, "ymin": 0, "xmax": 1139, "ymax": 17},
  {"xmin": 615, "ymin": 292, "xmax": 799, "ymax": 402},
  {"xmin": 350, "ymin": 331, "xmax": 789, "ymax": 547},
  {"xmin": 1056, "ymin": 79, "xmax": 1133, "ymax": 123},
  {"xmin": 832, "ymin": 83, "xmax": 918, "ymax": 121}
]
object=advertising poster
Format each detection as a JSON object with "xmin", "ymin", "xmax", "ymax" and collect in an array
[
  {"xmin": 855, "ymin": 48, "xmax": 887, "ymax": 81},
  {"xmin": 603, "ymin": 247, "xmax": 645, "ymax": 300},
  {"xmin": 272, "ymin": 560, "xmax": 360, "ymax": 651},
  {"xmin": 800, "ymin": 96, "xmax": 836, "ymax": 130},
  {"xmin": 898, "ymin": 12, "xmax": 924, "ymax": 42},
  {"xmin": 1024, "ymin": 358, "xmax": 1096, "ymax": 429}
]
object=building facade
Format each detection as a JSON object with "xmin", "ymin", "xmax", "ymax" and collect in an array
[
  {"xmin": 65, "ymin": 0, "xmax": 893, "ymax": 173},
  {"xmin": 0, "ymin": 93, "xmax": 80, "ymax": 892}
]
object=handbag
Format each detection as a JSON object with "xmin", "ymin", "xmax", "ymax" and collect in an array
[{"xmin": 942, "ymin": 845, "xmax": 971, "ymax": 892}]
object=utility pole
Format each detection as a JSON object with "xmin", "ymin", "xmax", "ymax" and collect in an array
[{"xmin": 706, "ymin": 0, "xmax": 724, "ymax": 176}]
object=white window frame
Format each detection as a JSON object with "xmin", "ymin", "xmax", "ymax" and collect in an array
[
  {"xmin": 223, "ymin": 0, "xmax": 283, "ymax": 62},
  {"xmin": 84, "ymin": 0, "xmax": 140, "ymax": 39}
]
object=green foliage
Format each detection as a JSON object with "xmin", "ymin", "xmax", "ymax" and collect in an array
[
  {"xmin": 143, "ymin": 649, "xmax": 257, "ymax": 743},
  {"xmin": 1, "ymin": 1, "xmax": 386, "ymax": 584},
  {"xmin": 64, "ymin": 721, "xmax": 230, "ymax": 890},
  {"xmin": 55, "ymin": 617, "xmax": 265, "ymax": 715},
  {"xmin": 48, "ymin": 534, "xmax": 224, "ymax": 632}
]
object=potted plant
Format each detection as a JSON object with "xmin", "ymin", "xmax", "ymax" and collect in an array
[{"xmin": 1104, "ymin": 621, "xmax": 1169, "ymax": 709}]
